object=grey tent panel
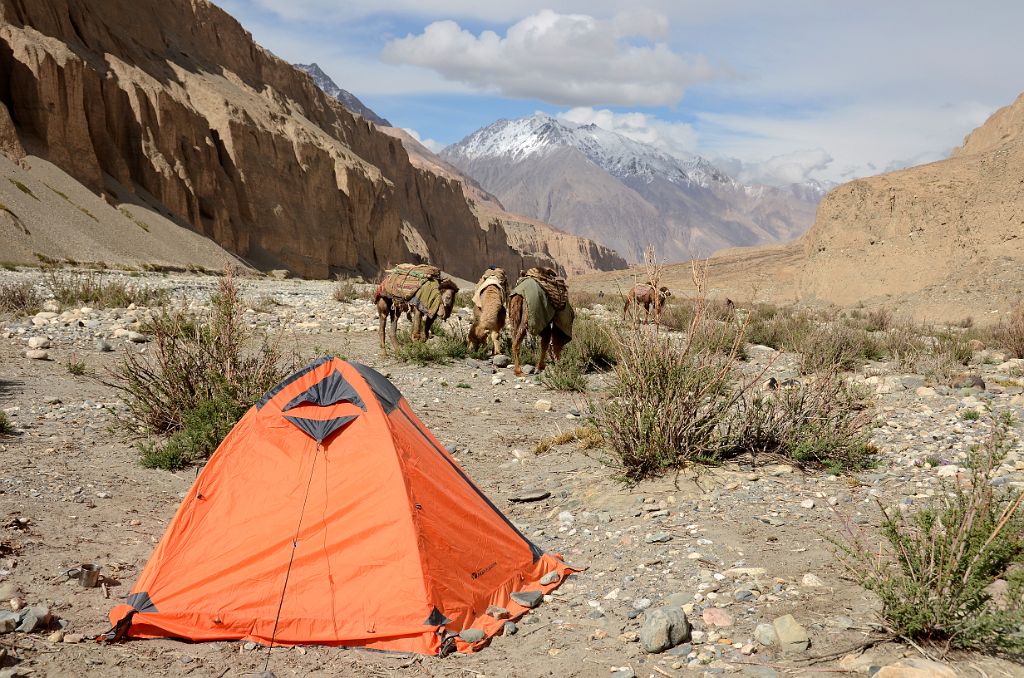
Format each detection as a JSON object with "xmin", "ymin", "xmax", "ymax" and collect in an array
[
  {"xmin": 284, "ymin": 414, "xmax": 357, "ymax": 443},
  {"xmin": 127, "ymin": 591, "xmax": 158, "ymax": 614},
  {"xmin": 282, "ymin": 369, "xmax": 366, "ymax": 413},
  {"xmin": 257, "ymin": 356, "xmax": 332, "ymax": 410},
  {"xmin": 350, "ymin": 362, "xmax": 402, "ymax": 413},
  {"xmin": 424, "ymin": 607, "xmax": 451, "ymax": 626}
]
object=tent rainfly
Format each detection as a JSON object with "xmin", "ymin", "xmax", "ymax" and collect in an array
[{"xmin": 107, "ymin": 357, "xmax": 572, "ymax": 655}]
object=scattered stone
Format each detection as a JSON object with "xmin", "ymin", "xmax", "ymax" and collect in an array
[
  {"xmin": 702, "ymin": 607, "xmax": 733, "ymax": 627},
  {"xmin": 639, "ymin": 606, "xmax": 691, "ymax": 653},
  {"xmin": 533, "ymin": 399, "xmax": 553, "ymax": 412},
  {"xmin": 733, "ymin": 589, "xmax": 755, "ymax": 602},
  {"xmin": 645, "ymin": 532, "xmax": 672, "ymax": 544},
  {"xmin": 27, "ymin": 336, "xmax": 50, "ymax": 349},
  {"xmin": 610, "ymin": 668, "xmax": 636, "ymax": 678},
  {"xmin": 485, "ymin": 605, "xmax": 510, "ymax": 620},
  {"xmin": 63, "ymin": 633, "xmax": 84, "ymax": 643},
  {"xmin": 459, "ymin": 628, "xmax": 486, "ymax": 643},
  {"xmin": 875, "ymin": 658, "xmax": 957, "ymax": 678},
  {"xmin": 0, "ymin": 611, "xmax": 17, "ymax": 633},
  {"xmin": 95, "ymin": 338, "xmax": 113, "ymax": 352},
  {"xmin": 772, "ymin": 614, "xmax": 809, "ymax": 653},
  {"xmin": 492, "ymin": 354, "xmax": 511, "ymax": 368},
  {"xmin": 25, "ymin": 349, "xmax": 49, "ymax": 360},
  {"xmin": 799, "ymin": 499, "xmax": 815, "ymax": 509},
  {"xmin": 915, "ymin": 386, "xmax": 937, "ymax": 397},
  {"xmin": 491, "ymin": 375, "xmax": 504, "ymax": 386},
  {"xmin": 539, "ymin": 571, "xmax": 560, "ymax": 585},
  {"xmin": 509, "ymin": 489, "xmax": 551, "ymax": 503},
  {"xmin": 15, "ymin": 605, "xmax": 51, "ymax": 633},
  {"xmin": 754, "ymin": 623, "xmax": 778, "ymax": 647},
  {"xmin": 126, "ymin": 331, "xmax": 149, "ymax": 343},
  {"xmin": 502, "ymin": 621, "xmax": 518, "ymax": 636},
  {"xmin": 801, "ymin": 573, "xmax": 825, "ymax": 587},
  {"xmin": 48, "ymin": 630, "xmax": 64, "ymax": 643},
  {"xmin": 950, "ymin": 374, "xmax": 985, "ymax": 390},
  {"xmin": 510, "ymin": 590, "xmax": 543, "ymax": 608}
]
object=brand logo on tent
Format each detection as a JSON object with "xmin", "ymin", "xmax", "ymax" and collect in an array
[{"xmin": 470, "ymin": 562, "xmax": 497, "ymax": 579}]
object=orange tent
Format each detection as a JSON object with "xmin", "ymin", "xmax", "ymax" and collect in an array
[{"xmin": 108, "ymin": 357, "xmax": 573, "ymax": 655}]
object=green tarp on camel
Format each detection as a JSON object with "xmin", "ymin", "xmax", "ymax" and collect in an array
[{"xmin": 510, "ymin": 276, "xmax": 575, "ymax": 339}]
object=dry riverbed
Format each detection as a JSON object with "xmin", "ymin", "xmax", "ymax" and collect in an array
[{"xmin": 1, "ymin": 270, "xmax": 1023, "ymax": 677}]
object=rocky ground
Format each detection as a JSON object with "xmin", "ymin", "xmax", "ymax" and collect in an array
[{"xmin": 1, "ymin": 269, "xmax": 1023, "ymax": 678}]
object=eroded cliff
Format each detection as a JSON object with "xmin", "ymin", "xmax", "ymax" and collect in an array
[{"xmin": 0, "ymin": 0, "xmax": 583, "ymax": 279}]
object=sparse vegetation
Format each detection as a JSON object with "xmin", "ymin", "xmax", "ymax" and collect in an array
[
  {"xmin": 453, "ymin": 290, "xmax": 474, "ymax": 309},
  {"xmin": 391, "ymin": 324, "xmax": 471, "ymax": 365},
  {"xmin": 835, "ymin": 415, "xmax": 1024, "ymax": 656},
  {"xmin": 113, "ymin": 271, "xmax": 297, "ymax": 470},
  {"xmin": 0, "ymin": 411, "xmax": 13, "ymax": 436},
  {"xmin": 961, "ymin": 408, "xmax": 981, "ymax": 421},
  {"xmin": 0, "ymin": 279, "xmax": 42, "ymax": 316},
  {"xmin": 997, "ymin": 303, "xmax": 1024, "ymax": 359},
  {"xmin": 533, "ymin": 425, "xmax": 603, "ymax": 455},
  {"xmin": 797, "ymin": 323, "xmax": 884, "ymax": 372},
  {"xmin": 722, "ymin": 368, "xmax": 877, "ymax": 474},
  {"xmin": 66, "ymin": 356, "xmax": 87, "ymax": 376},
  {"xmin": 44, "ymin": 268, "xmax": 165, "ymax": 308},
  {"xmin": 333, "ymin": 277, "xmax": 359, "ymax": 303}
]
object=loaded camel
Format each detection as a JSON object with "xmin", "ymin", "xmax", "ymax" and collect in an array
[
  {"xmin": 467, "ymin": 267, "xmax": 509, "ymax": 356},
  {"xmin": 623, "ymin": 283, "xmax": 671, "ymax": 323},
  {"xmin": 374, "ymin": 264, "xmax": 459, "ymax": 348},
  {"xmin": 507, "ymin": 268, "xmax": 575, "ymax": 376}
]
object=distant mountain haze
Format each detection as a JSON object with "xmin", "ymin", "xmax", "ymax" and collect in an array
[{"xmin": 442, "ymin": 115, "xmax": 825, "ymax": 264}]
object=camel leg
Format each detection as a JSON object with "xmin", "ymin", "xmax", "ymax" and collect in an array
[
  {"xmin": 378, "ymin": 310, "xmax": 387, "ymax": 349},
  {"xmin": 623, "ymin": 298, "xmax": 630, "ymax": 321},
  {"xmin": 537, "ymin": 329, "xmax": 552, "ymax": 373},
  {"xmin": 422, "ymin": 316, "xmax": 435, "ymax": 342},
  {"xmin": 491, "ymin": 330, "xmax": 500, "ymax": 356},
  {"xmin": 388, "ymin": 309, "xmax": 399, "ymax": 346},
  {"xmin": 551, "ymin": 332, "xmax": 568, "ymax": 363}
]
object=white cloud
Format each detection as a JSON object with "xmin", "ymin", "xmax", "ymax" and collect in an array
[
  {"xmin": 402, "ymin": 128, "xmax": 446, "ymax": 153},
  {"xmin": 556, "ymin": 107, "xmax": 698, "ymax": 158},
  {"xmin": 381, "ymin": 10, "xmax": 714, "ymax": 106},
  {"xmin": 714, "ymin": 149, "xmax": 833, "ymax": 187},
  {"xmin": 695, "ymin": 101, "xmax": 995, "ymax": 183}
]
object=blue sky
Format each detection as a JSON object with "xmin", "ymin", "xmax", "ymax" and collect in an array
[{"xmin": 216, "ymin": 0, "xmax": 1023, "ymax": 186}]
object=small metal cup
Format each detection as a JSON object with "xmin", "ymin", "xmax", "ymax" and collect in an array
[{"xmin": 79, "ymin": 563, "xmax": 101, "ymax": 588}]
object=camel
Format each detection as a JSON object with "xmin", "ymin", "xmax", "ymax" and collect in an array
[
  {"xmin": 507, "ymin": 269, "xmax": 574, "ymax": 376},
  {"xmin": 623, "ymin": 284, "xmax": 671, "ymax": 323},
  {"xmin": 375, "ymin": 277, "xmax": 458, "ymax": 348},
  {"xmin": 467, "ymin": 267, "xmax": 508, "ymax": 356}
]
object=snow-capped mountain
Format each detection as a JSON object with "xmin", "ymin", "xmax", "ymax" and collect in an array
[
  {"xmin": 294, "ymin": 63, "xmax": 391, "ymax": 127},
  {"xmin": 447, "ymin": 114, "xmax": 727, "ymax": 188},
  {"xmin": 441, "ymin": 114, "xmax": 824, "ymax": 263}
]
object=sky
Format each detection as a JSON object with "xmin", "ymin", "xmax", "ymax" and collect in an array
[{"xmin": 216, "ymin": 0, "xmax": 1023, "ymax": 187}]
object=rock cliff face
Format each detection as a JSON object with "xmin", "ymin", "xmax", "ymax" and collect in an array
[
  {"xmin": 0, "ymin": 0, "xmax": 581, "ymax": 280},
  {"xmin": 797, "ymin": 93, "xmax": 1024, "ymax": 319}
]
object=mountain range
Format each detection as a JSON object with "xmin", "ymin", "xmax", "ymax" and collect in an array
[{"xmin": 441, "ymin": 115, "xmax": 825, "ymax": 264}]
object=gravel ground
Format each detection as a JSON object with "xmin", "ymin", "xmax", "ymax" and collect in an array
[{"xmin": 1, "ymin": 270, "xmax": 1022, "ymax": 678}]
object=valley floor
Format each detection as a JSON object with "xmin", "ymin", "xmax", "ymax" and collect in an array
[{"xmin": 1, "ymin": 271, "xmax": 1022, "ymax": 677}]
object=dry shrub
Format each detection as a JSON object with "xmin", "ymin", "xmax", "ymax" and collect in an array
[
  {"xmin": 883, "ymin": 323, "xmax": 927, "ymax": 370},
  {"xmin": 333, "ymin": 278, "xmax": 358, "ymax": 303},
  {"xmin": 569, "ymin": 290, "xmax": 602, "ymax": 309},
  {"xmin": 721, "ymin": 368, "xmax": 876, "ymax": 474},
  {"xmin": 45, "ymin": 268, "xmax": 164, "ymax": 308},
  {"xmin": 113, "ymin": 271, "xmax": 297, "ymax": 469},
  {"xmin": 864, "ymin": 307, "xmax": 894, "ymax": 332},
  {"xmin": 745, "ymin": 310, "xmax": 814, "ymax": 350},
  {"xmin": 533, "ymin": 425, "xmax": 603, "ymax": 454},
  {"xmin": 997, "ymin": 303, "xmax": 1024, "ymax": 358},
  {"xmin": 0, "ymin": 279, "xmax": 41, "ymax": 315},
  {"xmin": 0, "ymin": 411, "xmax": 13, "ymax": 436},
  {"xmin": 594, "ymin": 258, "xmax": 754, "ymax": 482},
  {"xmin": 835, "ymin": 414, "xmax": 1024, "ymax": 656},
  {"xmin": 392, "ymin": 322, "xmax": 470, "ymax": 365},
  {"xmin": 797, "ymin": 323, "xmax": 884, "ymax": 373}
]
